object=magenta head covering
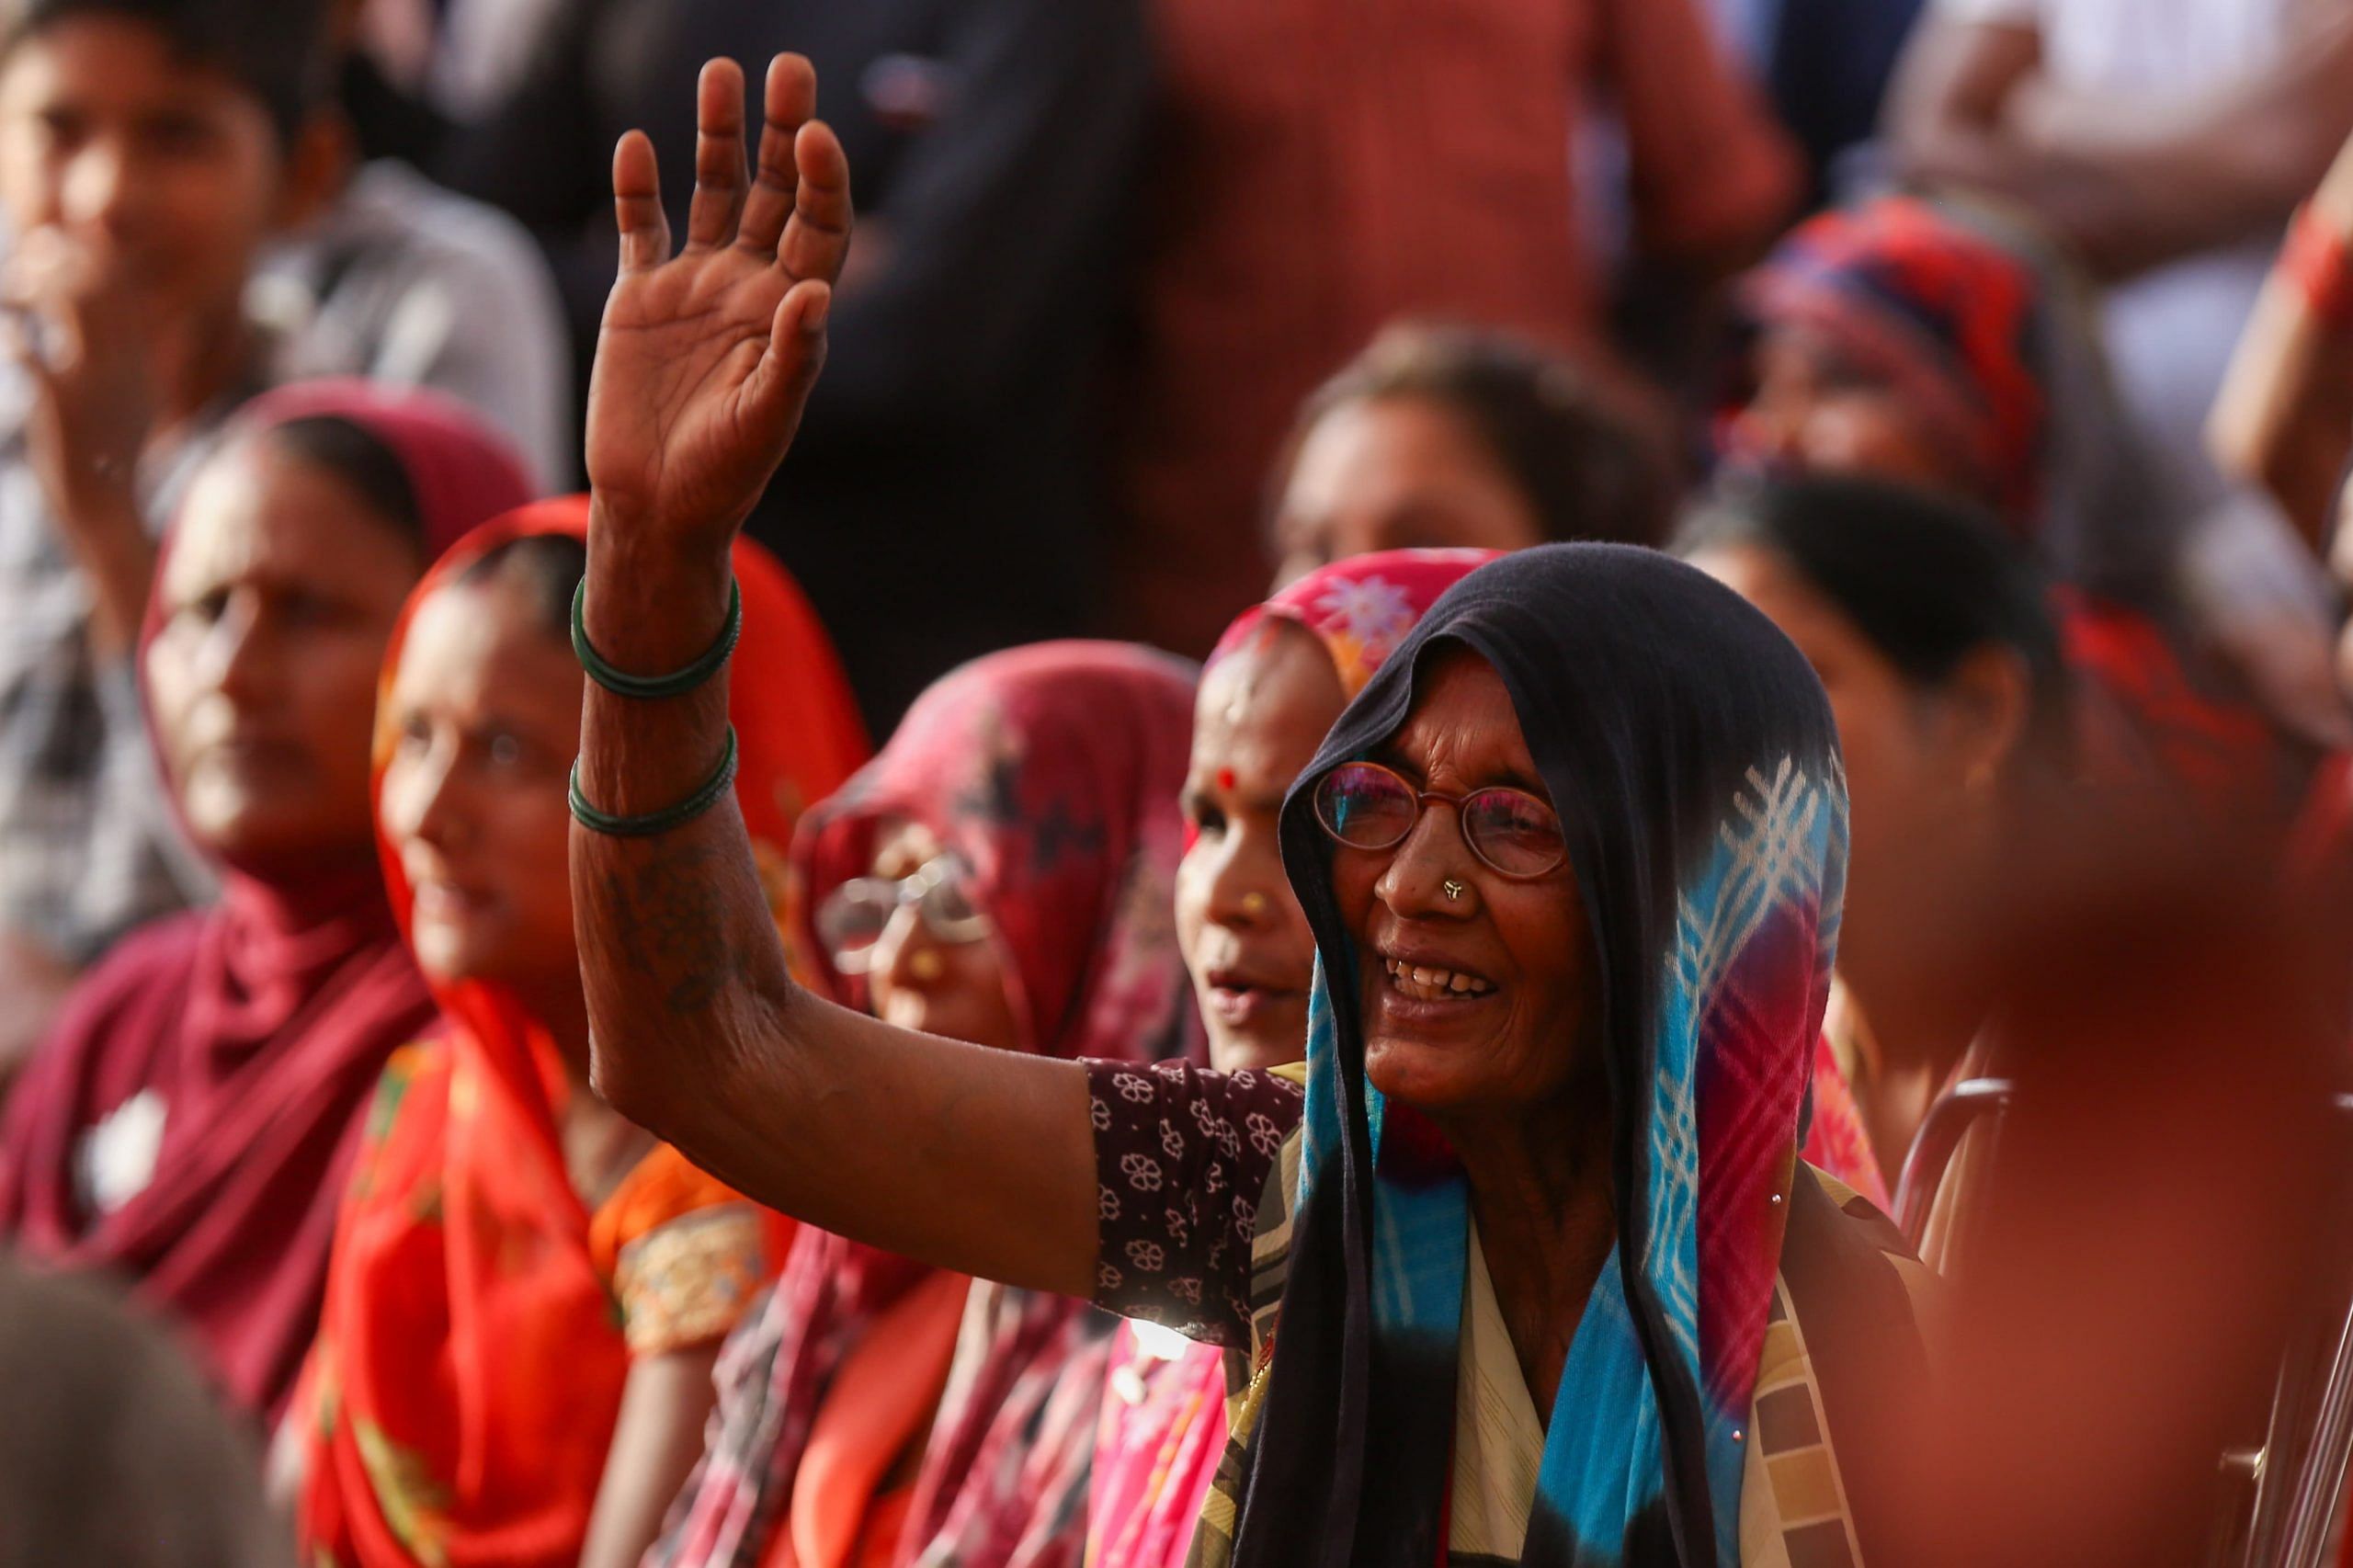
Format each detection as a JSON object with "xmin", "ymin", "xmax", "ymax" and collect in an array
[
  {"xmin": 1212, "ymin": 549, "xmax": 1505, "ymax": 699},
  {"xmin": 219, "ymin": 379, "xmax": 538, "ymax": 559}
]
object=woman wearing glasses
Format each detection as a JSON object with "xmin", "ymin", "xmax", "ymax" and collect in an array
[
  {"xmin": 645, "ymin": 641, "xmax": 1201, "ymax": 1568},
  {"xmin": 573, "ymin": 55, "xmax": 1934, "ymax": 1568}
]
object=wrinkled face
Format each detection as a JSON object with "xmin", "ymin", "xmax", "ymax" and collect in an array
[
  {"xmin": 1271, "ymin": 395, "xmax": 1544, "ymax": 588},
  {"xmin": 0, "ymin": 17, "xmax": 289, "ymax": 331},
  {"xmin": 1693, "ymin": 542, "xmax": 1963, "ymax": 971},
  {"xmin": 860, "ymin": 819, "xmax": 1025, "ymax": 1053},
  {"xmin": 1723, "ymin": 328, "xmax": 1981, "ymax": 504},
  {"xmin": 1327, "ymin": 651, "xmax": 1590, "ymax": 1116},
  {"xmin": 146, "ymin": 441, "xmax": 421, "ymax": 874},
  {"xmin": 1178, "ymin": 622, "xmax": 1347, "ymax": 1073},
  {"xmin": 379, "ymin": 575, "xmax": 582, "ymax": 989}
]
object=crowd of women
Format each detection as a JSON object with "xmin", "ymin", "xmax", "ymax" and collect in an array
[{"xmin": 2, "ymin": 35, "xmax": 2352, "ymax": 1568}]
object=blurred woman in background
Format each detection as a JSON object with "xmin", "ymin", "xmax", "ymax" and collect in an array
[
  {"xmin": 1267, "ymin": 324, "xmax": 1672, "ymax": 589},
  {"xmin": 1685, "ymin": 474, "xmax": 2075, "ymax": 1263},
  {"xmin": 0, "ymin": 382, "xmax": 531, "ymax": 1420}
]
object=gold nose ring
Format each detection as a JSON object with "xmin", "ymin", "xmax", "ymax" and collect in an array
[
  {"xmin": 909, "ymin": 949, "xmax": 945, "ymax": 981},
  {"xmin": 1240, "ymin": 891, "xmax": 1268, "ymax": 916},
  {"xmin": 1442, "ymin": 880, "xmax": 1465, "ymax": 902}
]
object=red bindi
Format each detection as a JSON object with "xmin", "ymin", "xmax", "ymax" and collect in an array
[{"xmin": 1218, "ymin": 767, "xmax": 1237, "ymax": 792}]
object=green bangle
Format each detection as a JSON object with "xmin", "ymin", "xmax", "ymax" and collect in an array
[
  {"xmin": 572, "ymin": 577, "xmax": 743, "ymax": 700},
  {"xmin": 568, "ymin": 726, "xmax": 740, "ymax": 838}
]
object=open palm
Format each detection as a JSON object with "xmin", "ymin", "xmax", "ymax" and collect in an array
[{"xmin": 585, "ymin": 55, "xmax": 852, "ymax": 553}]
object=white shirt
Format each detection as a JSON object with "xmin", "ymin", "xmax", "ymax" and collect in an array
[{"xmin": 1937, "ymin": 0, "xmax": 2336, "ymax": 621}]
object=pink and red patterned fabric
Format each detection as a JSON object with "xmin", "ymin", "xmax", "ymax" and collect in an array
[
  {"xmin": 649, "ymin": 642, "xmax": 1203, "ymax": 1568},
  {"xmin": 1210, "ymin": 550, "xmax": 1503, "ymax": 700}
]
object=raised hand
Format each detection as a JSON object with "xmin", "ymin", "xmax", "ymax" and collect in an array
[{"xmin": 585, "ymin": 54, "xmax": 852, "ymax": 559}]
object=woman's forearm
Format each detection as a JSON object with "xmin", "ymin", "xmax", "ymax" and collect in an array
[
  {"xmin": 569, "ymin": 54, "xmax": 1098, "ymax": 1299},
  {"xmin": 571, "ymin": 511, "xmax": 779, "ymax": 1134},
  {"xmin": 568, "ymin": 512, "xmax": 1100, "ymax": 1297}
]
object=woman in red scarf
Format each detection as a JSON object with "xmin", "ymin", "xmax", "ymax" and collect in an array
[
  {"xmin": 1724, "ymin": 196, "xmax": 2296, "ymax": 827},
  {"xmin": 648, "ymin": 640, "xmax": 1201, "ymax": 1568},
  {"xmin": 289, "ymin": 498, "xmax": 868, "ymax": 1568},
  {"xmin": 0, "ymin": 381, "xmax": 533, "ymax": 1422}
]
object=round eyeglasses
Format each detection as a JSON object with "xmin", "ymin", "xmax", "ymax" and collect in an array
[
  {"xmin": 1311, "ymin": 760, "xmax": 1567, "ymax": 880},
  {"xmin": 816, "ymin": 854, "xmax": 994, "ymax": 973}
]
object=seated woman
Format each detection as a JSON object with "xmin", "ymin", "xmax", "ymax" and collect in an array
[
  {"xmin": 0, "ymin": 381, "xmax": 532, "ymax": 1420},
  {"xmin": 566, "ymin": 56, "xmax": 1934, "ymax": 1566},
  {"xmin": 1090, "ymin": 549, "xmax": 1491, "ymax": 1568},
  {"xmin": 288, "ymin": 500, "xmax": 869, "ymax": 1568},
  {"xmin": 1267, "ymin": 323, "xmax": 1671, "ymax": 588},
  {"xmin": 1723, "ymin": 195, "xmax": 2300, "ymax": 823},
  {"xmin": 1684, "ymin": 475, "xmax": 2075, "ymax": 1267},
  {"xmin": 648, "ymin": 640, "xmax": 1200, "ymax": 1568}
]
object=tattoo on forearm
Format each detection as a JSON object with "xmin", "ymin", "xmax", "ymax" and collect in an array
[{"xmin": 593, "ymin": 837, "xmax": 746, "ymax": 1018}]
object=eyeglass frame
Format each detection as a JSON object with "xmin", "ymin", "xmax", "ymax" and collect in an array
[
  {"xmin": 815, "ymin": 853, "xmax": 995, "ymax": 973},
  {"xmin": 1310, "ymin": 760, "xmax": 1569, "ymax": 880}
]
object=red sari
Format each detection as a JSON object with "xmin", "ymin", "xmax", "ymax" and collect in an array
[
  {"xmin": 293, "ymin": 499, "xmax": 870, "ymax": 1568},
  {"xmin": 0, "ymin": 381, "xmax": 534, "ymax": 1421}
]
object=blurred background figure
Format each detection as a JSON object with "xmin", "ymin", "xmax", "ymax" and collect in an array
[
  {"xmin": 438, "ymin": 0, "xmax": 1151, "ymax": 732},
  {"xmin": 0, "ymin": 0, "xmax": 571, "ymax": 1079},
  {"xmin": 1265, "ymin": 323, "xmax": 1674, "ymax": 589},
  {"xmin": 1881, "ymin": 826, "xmax": 2348, "ymax": 1568},
  {"xmin": 0, "ymin": 0, "xmax": 342, "ymax": 1027},
  {"xmin": 253, "ymin": 0, "xmax": 574, "ymax": 487},
  {"xmin": 1885, "ymin": 0, "xmax": 2353, "ymax": 755},
  {"xmin": 1722, "ymin": 197, "xmax": 2306, "ymax": 824},
  {"xmin": 648, "ymin": 643, "xmax": 1199, "ymax": 1568},
  {"xmin": 1107, "ymin": 0, "xmax": 1800, "ymax": 660},
  {"xmin": 0, "ymin": 1254, "xmax": 295, "ymax": 1568},
  {"xmin": 1684, "ymin": 476, "xmax": 2075, "ymax": 1264},
  {"xmin": 0, "ymin": 383, "xmax": 530, "ymax": 1422},
  {"xmin": 1714, "ymin": 0, "xmax": 1929, "ymax": 207}
]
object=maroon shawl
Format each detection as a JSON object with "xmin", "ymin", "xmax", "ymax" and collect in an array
[{"xmin": 0, "ymin": 381, "xmax": 534, "ymax": 1421}]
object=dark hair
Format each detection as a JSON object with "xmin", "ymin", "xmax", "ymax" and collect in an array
[
  {"xmin": 0, "ymin": 0, "xmax": 333, "ymax": 142},
  {"xmin": 454, "ymin": 532, "xmax": 586, "ymax": 641},
  {"xmin": 1678, "ymin": 474, "xmax": 2074, "ymax": 756},
  {"xmin": 263, "ymin": 414, "xmax": 423, "ymax": 547},
  {"xmin": 1279, "ymin": 322, "xmax": 1676, "ymax": 548}
]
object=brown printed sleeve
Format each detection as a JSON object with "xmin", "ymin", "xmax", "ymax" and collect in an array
[{"xmin": 1084, "ymin": 1059, "xmax": 1304, "ymax": 1347}]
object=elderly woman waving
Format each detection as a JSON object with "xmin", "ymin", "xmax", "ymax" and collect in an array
[{"xmin": 572, "ymin": 55, "xmax": 1934, "ymax": 1568}]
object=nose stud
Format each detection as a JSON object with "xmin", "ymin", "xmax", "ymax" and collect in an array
[
  {"xmin": 1442, "ymin": 880, "xmax": 1464, "ymax": 902},
  {"xmin": 909, "ymin": 949, "xmax": 945, "ymax": 981},
  {"xmin": 1240, "ymin": 891, "xmax": 1268, "ymax": 916}
]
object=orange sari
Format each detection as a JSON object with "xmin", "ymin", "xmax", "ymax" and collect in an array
[{"xmin": 293, "ymin": 499, "xmax": 870, "ymax": 1567}]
